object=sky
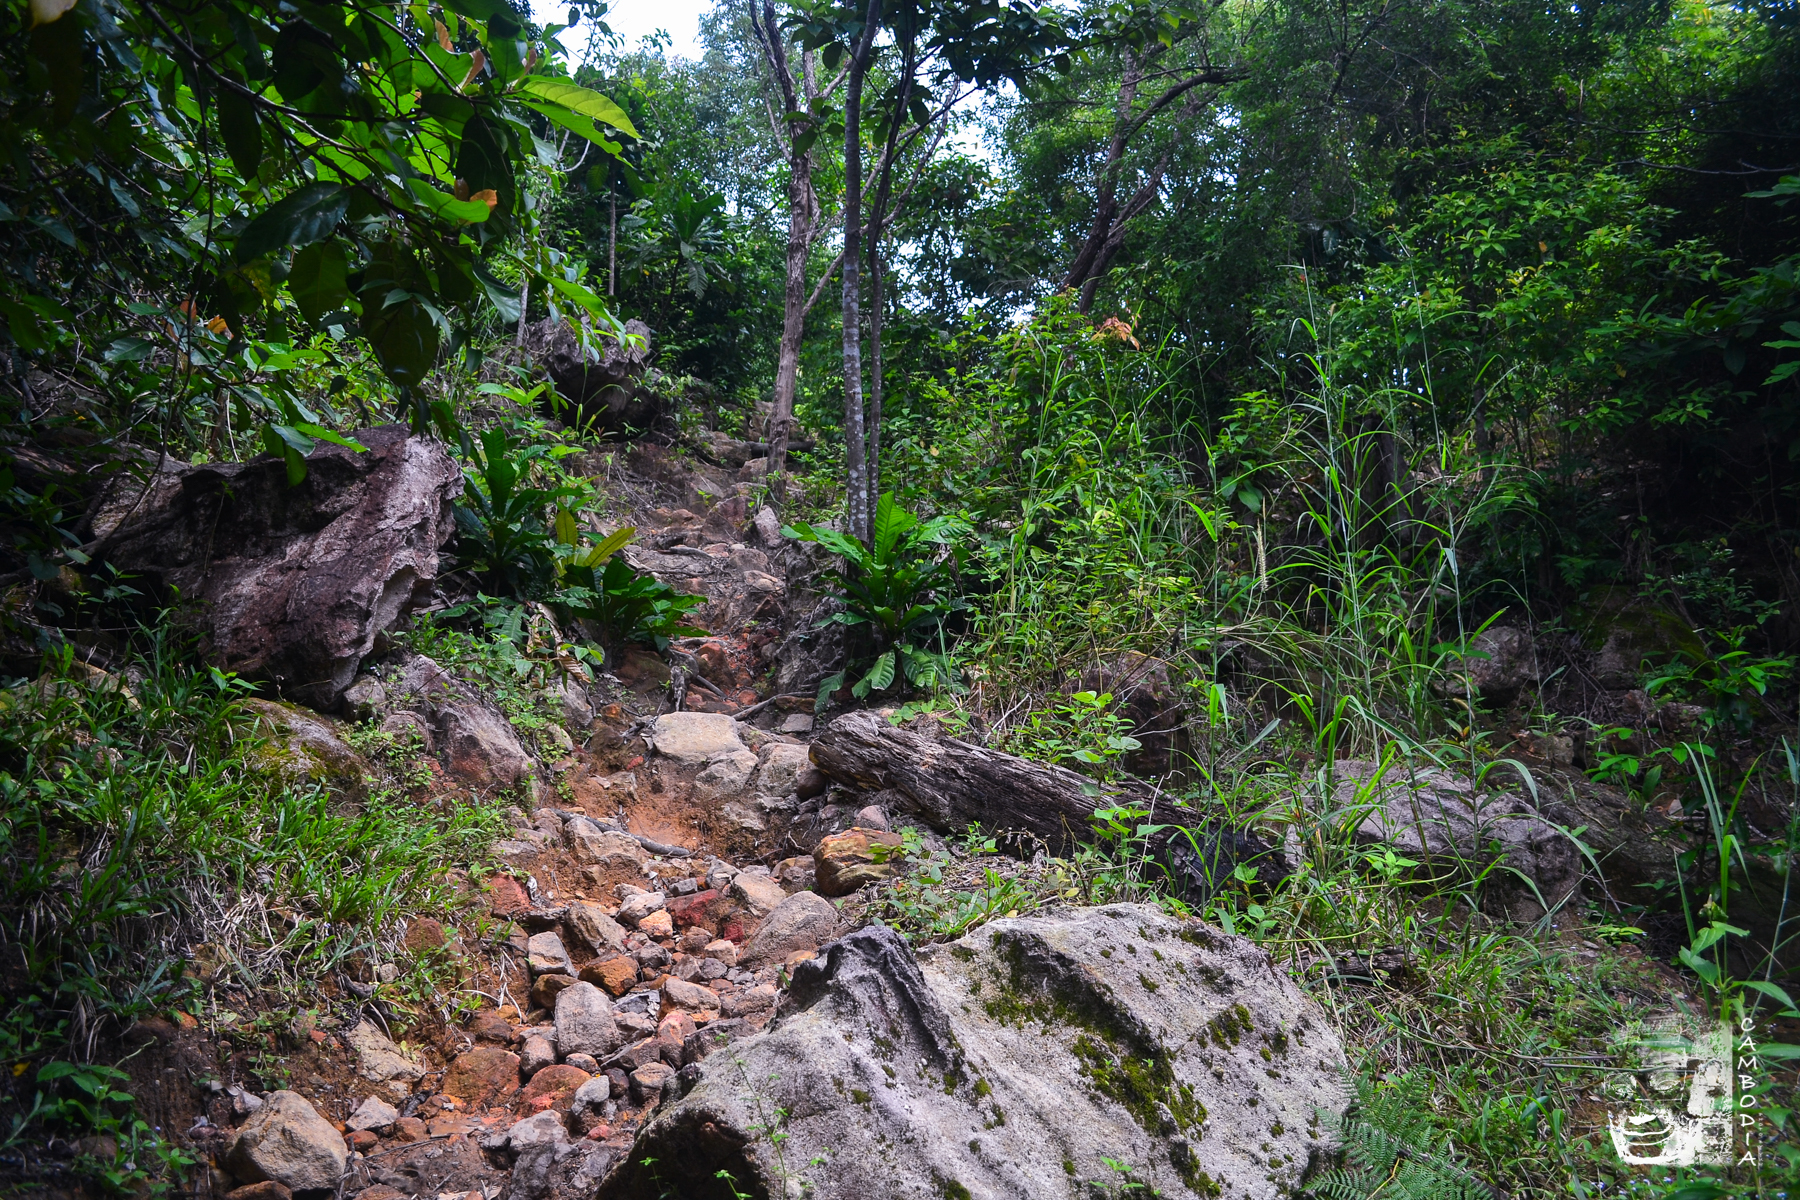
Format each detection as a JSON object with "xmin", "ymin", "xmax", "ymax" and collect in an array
[{"xmin": 532, "ymin": 0, "xmax": 713, "ymax": 64}]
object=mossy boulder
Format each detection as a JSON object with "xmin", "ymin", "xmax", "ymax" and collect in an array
[
  {"xmin": 1568, "ymin": 586, "xmax": 1708, "ymax": 689},
  {"xmin": 241, "ymin": 699, "xmax": 371, "ymax": 797},
  {"xmin": 600, "ymin": 905, "xmax": 1347, "ymax": 1200}
]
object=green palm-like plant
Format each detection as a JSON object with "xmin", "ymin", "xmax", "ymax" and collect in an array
[
  {"xmin": 783, "ymin": 492, "xmax": 971, "ymax": 708},
  {"xmin": 452, "ymin": 425, "xmax": 583, "ymax": 599}
]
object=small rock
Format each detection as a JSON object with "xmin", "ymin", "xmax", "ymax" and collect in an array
[
  {"xmin": 650, "ymin": 712, "xmax": 746, "ymax": 765},
  {"xmin": 660, "ymin": 977, "xmax": 719, "ymax": 1015},
  {"xmin": 345, "ymin": 1021, "xmax": 424, "ymax": 1091},
  {"xmin": 392, "ymin": 1116, "xmax": 427, "ymax": 1142},
  {"xmin": 814, "ymin": 828, "xmax": 904, "ymax": 896},
  {"xmin": 497, "ymin": 1110, "xmax": 569, "ymax": 1156},
  {"xmin": 752, "ymin": 505, "xmax": 782, "ymax": 547},
  {"xmin": 723, "ymin": 983, "xmax": 779, "ymax": 1019},
  {"xmin": 342, "ymin": 677, "xmax": 387, "ymax": 721},
  {"xmin": 665, "ymin": 888, "xmax": 723, "ymax": 931},
  {"xmin": 569, "ymin": 1075, "xmax": 611, "ymax": 1134},
  {"xmin": 695, "ymin": 748, "xmax": 759, "ymax": 796},
  {"xmin": 580, "ymin": 955, "xmax": 640, "ymax": 997},
  {"xmin": 467, "ymin": 1010, "xmax": 513, "ymax": 1044},
  {"xmin": 527, "ymin": 931, "xmax": 574, "ymax": 976},
  {"xmin": 530, "ymin": 972, "xmax": 578, "ymax": 1011},
  {"xmin": 345, "ymin": 1129, "xmax": 378, "ymax": 1153},
  {"xmin": 225, "ymin": 1183, "xmax": 292, "ymax": 1200},
  {"xmin": 224, "ymin": 1091, "xmax": 348, "ymax": 1193},
  {"xmin": 773, "ymin": 856, "xmax": 815, "ymax": 891},
  {"xmin": 630, "ymin": 1061, "xmax": 676, "ymax": 1103},
  {"xmin": 441, "ymin": 1047, "xmax": 521, "ymax": 1107},
  {"xmin": 637, "ymin": 910, "xmax": 675, "ymax": 940},
  {"xmin": 740, "ymin": 891, "xmax": 840, "ymax": 966},
  {"xmin": 564, "ymin": 1052, "xmax": 600, "ymax": 1073},
  {"xmin": 703, "ymin": 939, "xmax": 739, "ymax": 967},
  {"xmin": 706, "ymin": 861, "xmax": 738, "ymax": 891},
  {"xmin": 669, "ymin": 876, "xmax": 700, "ymax": 897},
  {"xmin": 565, "ymin": 901, "xmax": 629, "ymax": 959},
  {"xmin": 778, "ymin": 713, "xmax": 814, "ymax": 735},
  {"xmin": 567, "ymin": 822, "xmax": 648, "ymax": 870},
  {"xmin": 488, "ymin": 875, "xmax": 532, "ymax": 917},
  {"xmin": 346, "ymin": 1095, "xmax": 398, "ymax": 1133},
  {"xmin": 729, "ymin": 871, "xmax": 787, "ymax": 917},
  {"xmin": 615, "ymin": 892, "xmax": 667, "ymax": 928},
  {"xmin": 519, "ymin": 1063, "xmax": 590, "ymax": 1112},
  {"xmin": 794, "ymin": 766, "xmax": 829, "ymax": 800},
  {"xmin": 854, "ymin": 805, "xmax": 890, "ymax": 832},
  {"xmin": 657, "ymin": 1011, "xmax": 697, "ymax": 1044},
  {"xmin": 520, "ymin": 1034, "xmax": 556, "ymax": 1079},
  {"xmin": 555, "ymin": 981, "xmax": 623, "ymax": 1058}
]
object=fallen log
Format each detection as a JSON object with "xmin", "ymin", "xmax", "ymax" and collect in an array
[{"xmin": 808, "ymin": 711, "xmax": 1287, "ymax": 897}]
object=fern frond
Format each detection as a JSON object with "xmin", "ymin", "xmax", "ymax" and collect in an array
[{"xmin": 1306, "ymin": 1076, "xmax": 1495, "ymax": 1200}]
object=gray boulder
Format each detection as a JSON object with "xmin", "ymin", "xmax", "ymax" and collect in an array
[
  {"xmin": 600, "ymin": 906, "xmax": 1347, "ymax": 1199},
  {"xmin": 94, "ymin": 426, "xmax": 460, "ymax": 712},
  {"xmin": 224, "ymin": 1090, "xmax": 348, "ymax": 1193},
  {"xmin": 650, "ymin": 712, "xmax": 746, "ymax": 765},
  {"xmin": 1337, "ymin": 760, "xmax": 1582, "ymax": 921},
  {"xmin": 565, "ymin": 900, "xmax": 629, "ymax": 959},
  {"xmin": 382, "ymin": 652, "xmax": 532, "ymax": 789}
]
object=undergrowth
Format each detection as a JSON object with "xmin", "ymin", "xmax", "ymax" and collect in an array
[{"xmin": 0, "ymin": 635, "xmax": 509, "ymax": 1192}]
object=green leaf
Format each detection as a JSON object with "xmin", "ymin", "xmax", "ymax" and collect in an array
[
  {"xmin": 515, "ymin": 77, "xmax": 639, "ymax": 137},
  {"xmin": 472, "ymin": 260, "xmax": 521, "ymax": 324},
  {"xmin": 863, "ymin": 650, "xmax": 897, "ymax": 693},
  {"xmin": 287, "ymin": 241, "xmax": 350, "ymax": 325},
  {"xmin": 361, "ymin": 293, "xmax": 440, "ymax": 387},
  {"xmin": 236, "ymin": 184, "xmax": 346, "ymax": 263},
  {"xmin": 218, "ymin": 82, "xmax": 263, "ymax": 181},
  {"xmin": 455, "ymin": 115, "xmax": 515, "ymax": 229},
  {"xmin": 519, "ymin": 99, "xmax": 624, "ymax": 152},
  {"xmin": 553, "ymin": 506, "xmax": 578, "ymax": 546},
  {"xmin": 404, "ymin": 177, "xmax": 494, "ymax": 224},
  {"xmin": 1742, "ymin": 980, "xmax": 1799, "ymax": 1014},
  {"xmin": 816, "ymin": 670, "xmax": 846, "ymax": 713}
]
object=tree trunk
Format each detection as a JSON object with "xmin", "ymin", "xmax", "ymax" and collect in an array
[
  {"xmin": 840, "ymin": 0, "xmax": 881, "ymax": 545},
  {"xmin": 810, "ymin": 712, "xmax": 1143, "ymax": 853},
  {"xmin": 809, "ymin": 712, "xmax": 1285, "ymax": 897},
  {"xmin": 769, "ymin": 147, "xmax": 816, "ymax": 498},
  {"xmin": 608, "ymin": 186, "xmax": 616, "ymax": 297},
  {"xmin": 866, "ymin": 242, "xmax": 883, "ymax": 517}
]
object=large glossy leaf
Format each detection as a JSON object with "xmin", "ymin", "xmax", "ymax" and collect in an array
[
  {"xmin": 218, "ymin": 77, "xmax": 263, "ymax": 180},
  {"xmin": 288, "ymin": 241, "xmax": 349, "ymax": 325},
  {"xmin": 515, "ymin": 77, "xmax": 639, "ymax": 137},
  {"xmin": 236, "ymin": 184, "xmax": 346, "ymax": 263}
]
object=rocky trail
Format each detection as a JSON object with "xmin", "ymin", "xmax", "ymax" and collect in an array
[{"xmin": 12, "ymin": 427, "xmax": 1750, "ymax": 1200}]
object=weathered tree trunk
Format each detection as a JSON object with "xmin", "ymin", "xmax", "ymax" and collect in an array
[
  {"xmin": 810, "ymin": 711, "xmax": 1133, "ymax": 852},
  {"xmin": 839, "ymin": 0, "xmax": 881, "ymax": 544},
  {"xmin": 809, "ymin": 711, "xmax": 1287, "ymax": 898}
]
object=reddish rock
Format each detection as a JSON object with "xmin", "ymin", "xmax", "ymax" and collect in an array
[
  {"xmin": 814, "ymin": 828, "xmax": 904, "ymax": 896},
  {"xmin": 345, "ymin": 1129, "xmax": 378, "ymax": 1153},
  {"xmin": 519, "ymin": 1064, "xmax": 590, "ymax": 1113},
  {"xmin": 403, "ymin": 917, "xmax": 448, "ymax": 953},
  {"xmin": 657, "ymin": 1011, "xmax": 696, "ymax": 1043},
  {"xmin": 467, "ymin": 1010, "xmax": 513, "ymax": 1044},
  {"xmin": 392, "ymin": 1117, "xmax": 427, "ymax": 1143},
  {"xmin": 225, "ymin": 1184, "xmax": 293, "ymax": 1200},
  {"xmin": 579, "ymin": 955, "xmax": 640, "ymax": 997},
  {"xmin": 440, "ymin": 1046, "xmax": 521, "ymax": 1107},
  {"xmin": 718, "ymin": 916, "xmax": 746, "ymax": 943},
  {"xmin": 488, "ymin": 875, "xmax": 531, "ymax": 917},
  {"xmin": 665, "ymin": 889, "xmax": 724, "ymax": 930}
]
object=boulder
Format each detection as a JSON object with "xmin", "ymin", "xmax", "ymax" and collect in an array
[
  {"xmin": 343, "ymin": 1021, "xmax": 423, "ymax": 1094},
  {"xmin": 240, "ymin": 701, "xmax": 371, "ymax": 797},
  {"xmin": 555, "ymin": 981, "xmax": 623, "ymax": 1059},
  {"xmin": 1078, "ymin": 651, "xmax": 1190, "ymax": 778},
  {"xmin": 599, "ymin": 907, "xmax": 1348, "ymax": 1200},
  {"xmin": 223, "ymin": 1091, "xmax": 348, "ymax": 1194},
  {"xmin": 659, "ymin": 978, "xmax": 719, "ymax": 1015},
  {"xmin": 1455, "ymin": 626, "xmax": 1539, "ymax": 704},
  {"xmin": 739, "ymin": 891, "xmax": 840, "ymax": 966},
  {"xmin": 522, "ymin": 316, "xmax": 660, "ymax": 435},
  {"xmin": 615, "ymin": 892, "xmax": 666, "ymax": 928},
  {"xmin": 1337, "ymin": 760, "xmax": 1582, "ymax": 921},
  {"xmin": 650, "ymin": 712, "xmax": 746, "ymax": 765},
  {"xmin": 94, "ymin": 426, "xmax": 460, "ymax": 712},
  {"xmin": 813, "ymin": 828, "xmax": 903, "ymax": 896},
  {"xmin": 381, "ymin": 651, "xmax": 531, "ymax": 789}
]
